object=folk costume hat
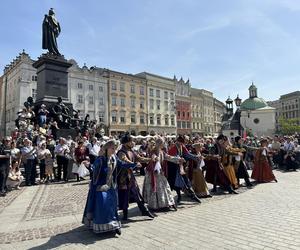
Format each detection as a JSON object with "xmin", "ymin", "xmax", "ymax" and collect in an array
[
  {"xmin": 235, "ymin": 136, "xmax": 242, "ymax": 143},
  {"xmin": 120, "ymin": 132, "xmax": 133, "ymax": 145},
  {"xmin": 176, "ymin": 135, "xmax": 185, "ymax": 143},
  {"xmin": 216, "ymin": 134, "xmax": 225, "ymax": 141}
]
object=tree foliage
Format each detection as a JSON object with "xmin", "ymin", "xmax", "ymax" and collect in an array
[{"xmin": 278, "ymin": 117, "xmax": 300, "ymax": 135}]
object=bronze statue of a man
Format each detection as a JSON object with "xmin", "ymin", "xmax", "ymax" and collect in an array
[{"xmin": 42, "ymin": 8, "xmax": 61, "ymax": 55}]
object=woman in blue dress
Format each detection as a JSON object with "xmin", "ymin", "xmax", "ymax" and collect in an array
[{"xmin": 82, "ymin": 140, "xmax": 138, "ymax": 235}]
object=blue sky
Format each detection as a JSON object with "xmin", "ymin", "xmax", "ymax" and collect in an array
[{"xmin": 1, "ymin": 0, "xmax": 300, "ymax": 103}]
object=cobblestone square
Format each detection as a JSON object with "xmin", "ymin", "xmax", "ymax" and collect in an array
[{"xmin": 0, "ymin": 170, "xmax": 299, "ymax": 250}]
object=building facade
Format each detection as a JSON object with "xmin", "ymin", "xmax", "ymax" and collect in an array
[
  {"xmin": 267, "ymin": 99, "xmax": 281, "ymax": 132},
  {"xmin": 136, "ymin": 72, "xmax": 176, "ymax": 135},
  {"xmin": 106, "ymin": 70, "xmax": 148, "ymax": 136},
  {"xmin": 201, "ymin": 89, "xmax": 215, "ymax": 136},
  {"xmin": 213, "ymin": 98, "xmax": 226, "ymax": 135},
  {"xmin": 0, "ymin": 50, "xmax": 37, "ymax": 136},
  {"xmin": 191, "ymin": 88, "xmax": 204, "ymax": 136},
  {"xmin": 68, "ymin": 61, "xmax": 109, "ymax": 127},
  {"xmin": 1, "ymin": 52, "xmax": 230, "ymax": 137},
  {"xmin": 279, "ymin": 91, "xmax": 300, "ymax": 120},
  {"xmin": 0, "ymin": 76, "xmax": 4, "ymax": 137},
  {"xmin": 175, "ymin": 77, "xmax": 192, "ymax": 135}
]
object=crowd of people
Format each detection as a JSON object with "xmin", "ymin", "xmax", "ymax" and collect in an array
[{"xmin": 0, "ymin": 126, "xmax": 300, "ymax": 236}]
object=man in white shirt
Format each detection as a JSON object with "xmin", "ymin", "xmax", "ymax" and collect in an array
[
  {"xmin": 21, "ymin": 138, "xmax": 37, "ymax": 186},
  {"xmin": 283, "ymin": 137, "xmax": 297, "ymax": 171},
  {"xmin": 54, "ymin": 137, "xmax": 70, "ymax": 181},
  {"xmin": 87, "ymin": 137, "xmax": 100, "ymax": 164}
]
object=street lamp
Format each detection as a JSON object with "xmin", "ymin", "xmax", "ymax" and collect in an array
[
  {"xmin": 234, "ymin": 94, "xmax": 242, "ymax": 108},
  {"xmin": 234, "ymin": 94, "xmax": 242, "ymax": 136}
]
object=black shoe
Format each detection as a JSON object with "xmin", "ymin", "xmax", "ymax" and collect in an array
[
  {"xmin": 171, "ymin": 204, "xmax": 177, "ymax": 211},
  {"xmin": 246, "ymin": 181, "xmax": 253, "ymax": 187},
  {"xmin": 229, "ymin": 189, "xmax": 238, "ymax": 194},
  {"xmin": 191, "ymin": 194, "xmax": 201, "ymax": 203},
  {"xmin": 0, "ymin": 192, "xmax": 6, "ymax": 197},
  {"xmin": 141, "ymin": 206, "xmax": 155, "ymax": 218},
  {"xmin": 274, "ymin": 179, "xmax": 278, "ymax": 183},
  {"xmin": 142, "ymin": 210, "xmax": 155, "ymax": 219},
  {"xmin": 80, "ymin": 177, "xmax": 85, "ymax": 180},
  {"xmin": 115, "ymin": 228, "xmax": 121, "ymax": 235},
  {"xmin": 122, "ymin": 210, "xmax": 128, "ymax": 220}
]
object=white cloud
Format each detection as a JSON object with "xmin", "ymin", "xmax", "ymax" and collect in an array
[{"xmin": 179, "ymin": 18, "xmax": 231, "ymax": 40}]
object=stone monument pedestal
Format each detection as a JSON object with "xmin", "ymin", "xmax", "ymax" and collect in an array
[
  {"xmin": 33, "ymin": 53, "xmax": 76, "ymax": 132},
  {"xmin": 33, "ymin": 53, "xmax": 72, "ymax": 105}
]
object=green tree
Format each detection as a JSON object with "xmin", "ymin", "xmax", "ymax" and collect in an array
[{"xmin": 278, "ymin": 117, "xmax": 300, "ymax": 135}]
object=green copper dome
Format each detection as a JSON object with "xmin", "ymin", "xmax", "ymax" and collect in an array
[{"xmin": 240, "ymin": 97, "xmax": 268, "ymax": 110}]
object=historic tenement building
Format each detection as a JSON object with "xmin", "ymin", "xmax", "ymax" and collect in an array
[
  {"xmin": 213, "ymin": 98, "xmax": 226, "ymax": 135},
  {"xmin": 0, "ymin": 50, "xmax": 37, "ymax": 136},
  {"xmin": 201, "ymin": 89, "xmax": 215, "ymax": 136},
  {"xmin": 0, "ymin": 76, "xmax": 4, "ymax": 137},
  {"xmin": 0, "ymin": 51, "xmax": 227, "ymax": 137},
  {"xmin": 268, "ymin": 91, "xmax": 300, "ymax": 133},
  {"xmin": 68, "ymin": 61, "xmax": 109, "ymax": 128},
  {"xmin": 191, "ymin": 88, "xmax": 204, "ymax": 136},
  {"xmin": 175, "ymin": 77, "xmax": 192, "ymax": 135},
  {"xmin": 136, "ymin": 72, "xmax": 176, "ymax": 135},
  {"xmin": 279, "ymin": 91, "xmax": 300, "ymax": 120},
  {"xmin": 106, "ymin": 70, "xmax": 148, "ymax": 136}
]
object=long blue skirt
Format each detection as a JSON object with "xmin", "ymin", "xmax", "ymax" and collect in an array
[{"xmin": 82, "ymin": 186, "xmax": 121, "ymax": 233}]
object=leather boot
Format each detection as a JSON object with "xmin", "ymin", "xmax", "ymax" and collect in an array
[{"xmin": 122, "ymin": 209, "xmax": 128, "ymax": 220}]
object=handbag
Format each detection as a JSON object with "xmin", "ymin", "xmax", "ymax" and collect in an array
[{"xmin": 77, "ymin": 163, "xmax": 90, "ymax": 177}]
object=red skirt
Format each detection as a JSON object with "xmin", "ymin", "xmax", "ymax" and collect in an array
[{"xmin": 251, "ymin": 160, "xmax": 276, "ymax": 183}]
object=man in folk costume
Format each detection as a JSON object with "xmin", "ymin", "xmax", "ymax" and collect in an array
[
  {"xmin": 167, "ymin": 135, "xmax": 202, "ymax": 204},
  {"xmin": 204, "ymin": 134, "xmax": 238, "ymax": 194},
  {"xmin": 117, "ymin": 133, "xmax": 154, "ymax": 220},
  {"xmin": 232, "ymin": 136, "xmax": 253, "ymax": 187}
]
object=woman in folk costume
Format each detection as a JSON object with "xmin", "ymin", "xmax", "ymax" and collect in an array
[
  {"xmin": 167, "ymin": 135, "xmax": 202, "ymax": 204},
  {"xmin": 204, "ymin": 134, "xmax": 237, "ymax": 194},
  {"xmin": 221, "ymin": 136, "xmax": 240, "ymax": 190},
  {"xmin": 143, "ymin": 137, "xmax": 183, "ymax": 210},
  {"xmin": 82, "ymin": 140, "xmax": 139, "ymax": 235},
  {"xmin": 251, "ymin": 138, "xmax": 277, "ymax": 183},
  {"xmin": 187, "ymin": 143, "xmax": 212, "ymax": 198}
]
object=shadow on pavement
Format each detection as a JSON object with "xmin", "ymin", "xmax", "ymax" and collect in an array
[{"xmin": 27, "ymin": 226, "xmax": 118, "ymax": 250}]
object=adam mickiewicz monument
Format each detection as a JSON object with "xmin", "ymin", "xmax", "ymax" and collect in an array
[
  {"xmin": 42, "ymin": 8, "xmax": 61, "ymax": 56},
  {"xmin": 33, "ymin": 8, "xmax": 74, "ymax": 131}
]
